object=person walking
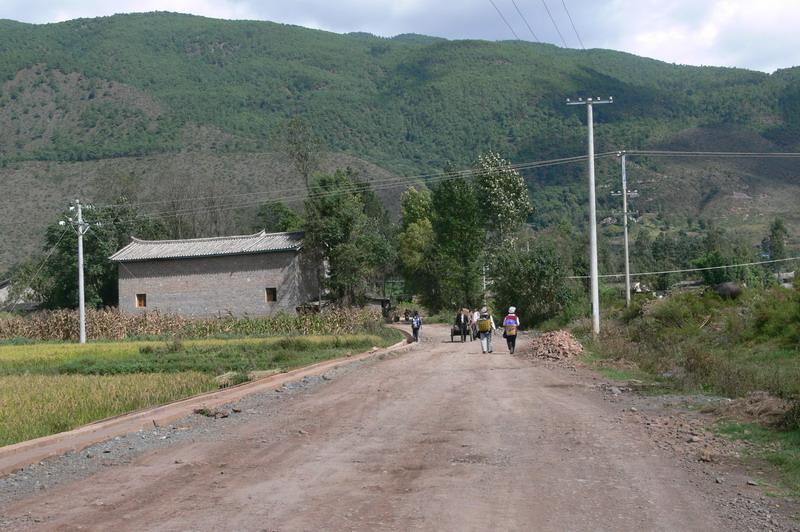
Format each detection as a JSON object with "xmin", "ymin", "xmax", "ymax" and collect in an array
[
  {"xmin": 411, "ymin": 310, "xmax": 422, "ymax": 342},
  {"xmin": 476, "ymin": 306, "xmax": 495, "ymax": 354},
  {"xmin": 503, "ymin": 306, "xmax": 520, "ymax": 354},
  {"xmin": 471, "ymin": 308, "xmax": 480, "ymax": 340}
]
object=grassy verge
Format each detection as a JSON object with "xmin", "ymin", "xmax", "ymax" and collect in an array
[
  {"xmin": 716, "ymin": 422, "xmax": 800, "ymax": 495},
  {"xmin": 0, "ymin": 328, "xmax": 404, "ymax": 446},
  {"xmin": 577, "ymin": 284, "xmax": 800, "ymax": 490},
  {"xmin": 579, "ymin": 287, "xmax": 800, "ymax": 398}
]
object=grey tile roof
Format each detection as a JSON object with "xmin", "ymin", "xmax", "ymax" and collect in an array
[{"xmin": 110, "ymin": 231, "xmax": 304, "ymax": 262}]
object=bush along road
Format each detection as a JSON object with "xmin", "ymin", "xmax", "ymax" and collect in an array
[{"xmin": 0, "ymin": 324, "xmax": 796, "ymax": 531}]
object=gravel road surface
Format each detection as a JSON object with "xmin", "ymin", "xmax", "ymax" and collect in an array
[{"xmin": 0, "ymin": 325, "xmax": 789, "ymax": 531}]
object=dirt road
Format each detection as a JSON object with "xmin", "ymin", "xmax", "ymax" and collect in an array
[{"xmin": 0, "ymin": 325, "xmax": 760, "ymax": 530}]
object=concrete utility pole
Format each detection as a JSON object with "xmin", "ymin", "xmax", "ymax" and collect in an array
[
  {"xmin": 566, "ymin": 96, "xmax": 613, "ymax": 339},
  {"xmin": 61, "ymin": 200, "xmax": 92, "ymax": 344},
  {"xmin": 615, "ymin": 152, "xmax": 632, "ymax": 307}
]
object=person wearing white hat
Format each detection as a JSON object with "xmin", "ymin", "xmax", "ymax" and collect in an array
[{"xmin": 503, "ymin": 306, "xmax": 520, "ymax": 354}]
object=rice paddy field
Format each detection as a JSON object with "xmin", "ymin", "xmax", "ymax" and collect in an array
[{"xmin": 0, "ymin": 330, "xmax": 403, "ymax": 446}]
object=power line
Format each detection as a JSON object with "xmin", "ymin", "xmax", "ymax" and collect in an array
[
  {"xmin": 510, "ymin": 0, "xmax": 540, "ymax": 42},
  {"xmin": 87, "ymin": 149, "xmax": 800, "ymax": 214},
  {"xmin": 88, "ymin": 230, "xmax": 140, "ymax": 281},
  {"xmin": 488, "ymin": 0, "xmax": 522, "ymax": 40},
  {"xmin": 95, "ymin": 153, "xmax": 622, "ymax": 228},
  {"xmin": 0, "ymin": 152, "xmax": 620, "ymax": 232},
  {"xmin": 567, "ymin": 255, "xmax": 800, "ymax": 280},
  {"xmin": 560, "ymin": 0, "xmax": 585, "ymax": 49},
  {"xmin": 102, "ymin": 153, "xmax": 605, "ymax": 211},
  {"xmin": 9, "ymin": 228, "xmax": 70, "ymax": 312},
  {"xmin": 629, "ymin": 150, "xmax": 800, "ymax": 159},
  {"xmin": 540, "ymin": 0, "xmax": 568, "ymax": 47},
  {"xmin": 5, "ymin": 148, "xmax": 797, "ymax": 232}
]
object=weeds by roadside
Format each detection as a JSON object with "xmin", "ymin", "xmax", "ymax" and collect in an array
[
  {"xmin": 579, "ymin": 284, "xmax": 800, "ymax": 492},
  {"xmin": 716, "ymin": 422, "xmax": 800, "ymax": 495},
  {"xmin": 584, "ymin": 287, "xmax": 800, "ymax": 404}
]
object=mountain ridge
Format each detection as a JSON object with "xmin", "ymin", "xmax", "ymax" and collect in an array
[{"xmin": 0, "ymin": 12, "xmax": 798, "ymax": 271}]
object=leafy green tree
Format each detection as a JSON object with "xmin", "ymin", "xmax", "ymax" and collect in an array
[
  {"xmin": 398, "ymin": 188, "xmax": 435, "ymax": 299},
  {"xmin": 767, "ymin": 218, "xmax": 788, "ymax": 261},
  {"xmin": 14, "ymin": 199, "xmax": 167, "ymax": 309},
  {"xmin": 474, "ymin": 151, "xmax": 532, "ymax": 243},
  {"xmin": 304, "ymin": 169, "xmax": 392, "ymax": 305},
  {"xmin": 275, "ymin": 116, "xmax": 322, "ymax": 188},
  {"xmin": 255, "ymin": 201, "xmax": 303, "ymax": 232},
  {"xmin": 429, "ymin": 176, "xmax": 483, "ymax": 310},
  {"xmin": 491, "ymin": 244, "xmax": 572, "ymax": 325},
  {"xmin": 399, "ymin": 187, "xmax": 433, "ymax": 230}
]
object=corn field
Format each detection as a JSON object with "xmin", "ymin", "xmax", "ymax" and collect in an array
[{"xmin": 0, "ymin": 307, "xmax": 383, "ymax": 342}]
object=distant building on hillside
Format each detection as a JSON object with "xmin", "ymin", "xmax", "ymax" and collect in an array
[
  {"xmin": 0, "ymin": 279, "xmax": 10, "ymax": 307},
  {"xmin": 110, "ymin": 231, "xmax": 319, "ymax": 317},
  {"xmin": 0, "ymin": 279, "xmax": 39, "ymax": 312}
]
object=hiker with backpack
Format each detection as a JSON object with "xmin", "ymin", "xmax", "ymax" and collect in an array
[
  {"xmin": 476, "ymin": 306, "xmax": 496, "ymax": 354},
  {"xmin": 411, "ymin": 310, "xmax": 422, "ymax": 342},
  {"xmin": 503, "ymin": 306, "xmax": 520, "ymax": 354}
]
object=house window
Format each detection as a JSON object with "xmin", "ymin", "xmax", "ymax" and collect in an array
[
  {"xmin": 136, "ymin": 293, "xmax": 147, "ymax": 308},
  {"xmin": 265, "ymin": 287, "xmax": 277, "ymax": 303}
]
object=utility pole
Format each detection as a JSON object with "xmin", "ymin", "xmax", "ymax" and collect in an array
[
  {"xmin": 616, "ymin": 151, "xmax": 631, "ymax": 307},
  {"xmin": 567, "ymin": 96, "xmax": 613, "ymax": 339},
  {"xmin": 61, "ymin": 200, "xmax": 93, "ymax": 344}
]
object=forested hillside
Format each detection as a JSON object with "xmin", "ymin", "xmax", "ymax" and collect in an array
[{"xmin": 0, "ymin": 12, "xmax": 799, "ymax": 271}]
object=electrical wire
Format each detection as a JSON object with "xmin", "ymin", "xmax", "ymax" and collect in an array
[
  {"xmin": 88, "ymin": 230, "xmax": 140, "ymax": 281},
  {"xmin": 488, "ymin": 0, "xmax": 522, "ymax": 40},
  {"xmin": 510, "ymin": 0, "xmax": 540, "ymax": 42},
  {"xmin": 9, "ymin": 227, "xmax": 70, "ymax": 312},
  {"xmin": 540, "ymin": 0, "xmax": 568, "ymax": 47},
  {"xmin": 6, "ymin": 149, "xmax": 797, "ymax": 231},
  {"xmin": 628, "ymin": 150, "xmax": 800, "ymax": 159},
  {"xmin": 566, "ymin": 255, "xmax": 800, "ymax": 280},
  {"xmin": 94, "ymin": 153, "xmax": 621, "ymax": 228},
  {"xmin": 0, "ymin": 152, "xmax": 619, "ymax": 232},
  {"xmin": 560, "ymin": 0, "xmax": 585, "ymax": 49},
  {"xmin": 98, "ymin": 149, "xmax": 800, "ymax": 213},
  {"xmin": 101, "ymin": 152, "xmax": 607, "ymax": 211}
]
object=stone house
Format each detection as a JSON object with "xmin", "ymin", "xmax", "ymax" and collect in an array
[{"xmin": 110, "ymin": 231, "xmax": 319, "ymax": 317}]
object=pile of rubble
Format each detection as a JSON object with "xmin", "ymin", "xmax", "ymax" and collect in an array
[{"xmin": 524, "ymin": 330, "xmax": 583, "ymax": 360}]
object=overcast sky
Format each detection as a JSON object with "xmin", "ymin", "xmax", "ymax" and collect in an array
[{"xmin": 0, "ymin": 0, "xmax": 798, "ymax": 73}]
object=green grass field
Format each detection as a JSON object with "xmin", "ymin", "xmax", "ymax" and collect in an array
[{"xmin": 0, "ymin": 329, "xmax": 404, "ymax": 446}]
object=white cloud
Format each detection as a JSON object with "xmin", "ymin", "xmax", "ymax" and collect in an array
[{"xmin": 1, "ymin": 0, "xmax": 799, "ymax": 71}]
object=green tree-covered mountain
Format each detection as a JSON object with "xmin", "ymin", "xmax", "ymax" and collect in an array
[{"xmin": 1, "ymin": 12, "xmax": 798, "ymax": 271}]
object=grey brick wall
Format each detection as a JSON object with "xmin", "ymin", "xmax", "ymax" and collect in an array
[{"xmin": 118, "ymin": 251, "xmax": 319, "ymax": 317}]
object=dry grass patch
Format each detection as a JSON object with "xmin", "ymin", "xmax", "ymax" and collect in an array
[{"xmin": 0, "ymin": 372, "xmax": 215, "ymax": 446}]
